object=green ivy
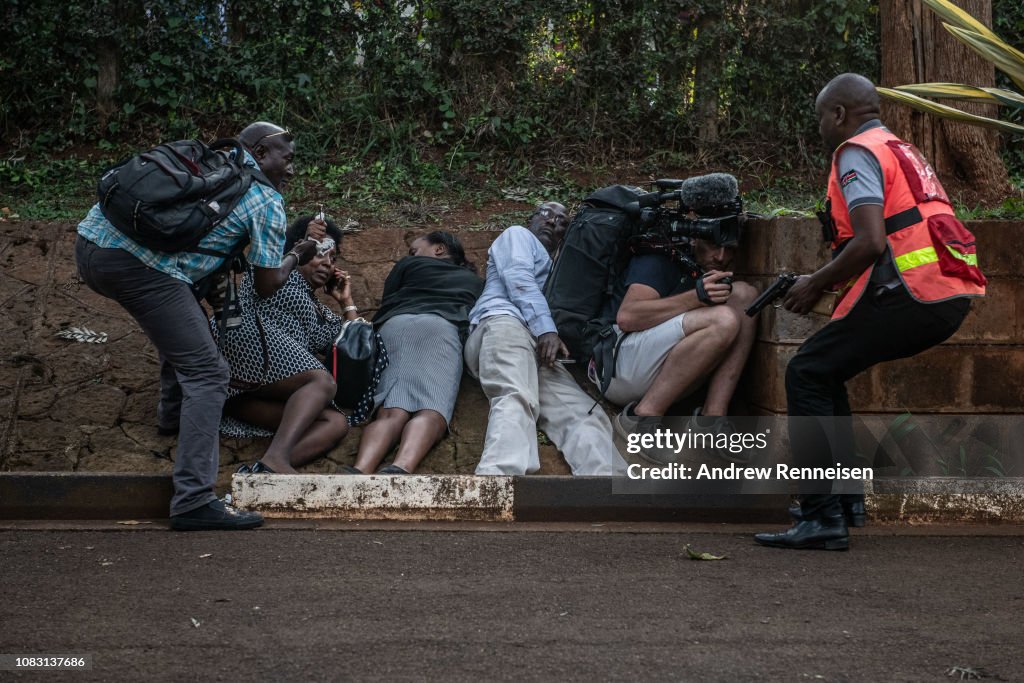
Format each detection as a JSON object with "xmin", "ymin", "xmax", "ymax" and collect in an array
[{"xmin": 2, "ymin": 0, "xmax": 1018, "ymax": 187}]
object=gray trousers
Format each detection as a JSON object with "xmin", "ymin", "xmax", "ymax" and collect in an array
[
  {"xmin": 76, "ymin": 237, "xmax": 227, "ymax": 516},
  {"xmin": 464, "ymin": 315, "xmax": 624, "ymax": 475}
]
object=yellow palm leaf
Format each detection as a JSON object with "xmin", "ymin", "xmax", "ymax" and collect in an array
[
  {"xmin": 944, "ymin": 25, "xmax": 1024, "ymax": 92},
  {"xmin": 921, "ymin": 0, "xmax": 1001, "ymax": 43},
  {"xmin": 893, "ymin": 83, "xmax": 1024, "ymax": 109},
  {"xmin": 877, "ymin": 87, "xmax": 1024, "ymax": 135}
]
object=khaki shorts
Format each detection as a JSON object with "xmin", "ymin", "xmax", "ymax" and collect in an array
[{"xmin": 600, "ymin": 313, "xmax": 687, "ymax": 407}]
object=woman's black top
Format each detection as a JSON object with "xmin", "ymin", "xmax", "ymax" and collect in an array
[{"xmin": 372, "ymin": 256, "xmax": 484, "ymax": 337}]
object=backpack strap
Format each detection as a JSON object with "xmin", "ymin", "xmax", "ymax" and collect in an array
[
  {"xmin": 175, "ymin": 139, "xmax": 270, "ymax": 256},
  {"xmin": 585, "ymin": 326, "xmax": 629, "ymax": 415},
  {"xmin": 584, "ymin": 324, "xmax": 629, "ymax": 409},
  {"xmin": 211, "ymin": 137, "xmax": 275, "ymax": 190}
]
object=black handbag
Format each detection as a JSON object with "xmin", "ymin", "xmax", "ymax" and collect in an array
[{"xmin": 330, "ymin": 319, "xmax": 388, "ymax": 425}]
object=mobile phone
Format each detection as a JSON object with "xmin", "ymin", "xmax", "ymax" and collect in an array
[
  {"xmin": 555, "ymin": 358, "xmax": 576, "ymax": 364},
  {"xmin": 325, "ymin": 272, "xmax": 340, "ymax": 293}
]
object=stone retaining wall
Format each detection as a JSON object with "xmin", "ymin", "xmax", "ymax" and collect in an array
[
  {"xmin": 1, "ymin": 218, "xmax": 1020, "ymax": 489},
  {"xmin": 738, "ymin": 219, "xmax": 1024, "ymax": 414}
]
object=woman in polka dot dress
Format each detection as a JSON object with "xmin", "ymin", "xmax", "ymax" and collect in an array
[{"xmin": 214, "ymin": 215, "xmax": 360, "ymax": 474}]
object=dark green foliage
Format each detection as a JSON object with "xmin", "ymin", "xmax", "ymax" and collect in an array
[
  {"xmin": 2, "ymin": 0, "xmax": 1019, "ymax": 201},
  {"xmin": 2, "ymin": 1, "xmax": 878, "ymax": 158},
  {"xmin": 994, "ymin": 0, "xmax": 1024, "ymax": 180}
]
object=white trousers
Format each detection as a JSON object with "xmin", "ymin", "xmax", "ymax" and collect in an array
[{"xmin": 464, "ymin": 315, "xmax": 624, "ymax": 476}]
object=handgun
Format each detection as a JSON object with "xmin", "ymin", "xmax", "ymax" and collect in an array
[{"xmin": 745, "ymin": 273, "xmax": 798, "ymax": 317}]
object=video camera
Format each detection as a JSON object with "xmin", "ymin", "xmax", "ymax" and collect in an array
[{"xmin": 625, "ymin": 173, "xmax": 745, "ymax": 280}]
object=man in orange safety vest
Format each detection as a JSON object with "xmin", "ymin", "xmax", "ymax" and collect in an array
[{"xmin": 755, "ymin": 73, "xmax": 985, "ymax": 551}]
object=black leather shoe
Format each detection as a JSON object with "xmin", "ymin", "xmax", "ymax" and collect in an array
[
  {"xmin": 170, "ymin": 499, "xmax": 264, "ymax": 531},
  {"xmin": 755, "ymin": 518, "xmax": 849, "ymax": 551},
  {"xmin": 789, "ymin": 500, "xmax": 866, "ymax": 528}
]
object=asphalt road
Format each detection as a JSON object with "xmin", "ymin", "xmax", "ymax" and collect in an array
[{"xmin": 2, "ymin": 521, "xmax": 1023, "ymax": 682}]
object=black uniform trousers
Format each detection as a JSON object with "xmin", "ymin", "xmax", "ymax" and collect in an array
[{"xmin": 785, "ymin": 284, "xmax": 971, "ymax": 518}]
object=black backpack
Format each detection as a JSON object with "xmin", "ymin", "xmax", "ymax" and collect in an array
[
  {"xmin": 544, "ymin": 185, "xmax": 644, "ymax": 390},
  {"xmin": 97, "ymin": 138, "xmax": 270, "ymax": 254}
]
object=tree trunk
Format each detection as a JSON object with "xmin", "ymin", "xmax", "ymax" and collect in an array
[
  {"xmin": 880, "ymin": 0, "xmax": 1010, "ymax": 205},
  {"xmin": 227, "ymin": 0, "xmax": 248, "ymax": 43},
  {"xmin": 694, "ymin": 9, "xmax": 722, "ymax": 151},
  {"xmin": 95, "ymin": 37, "xmax": 118, "ymax": 127}
]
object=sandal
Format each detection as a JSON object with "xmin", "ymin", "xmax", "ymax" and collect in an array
[{"xmin": 250, "ymin": 461, "xmax": 277, "ymax": 474}]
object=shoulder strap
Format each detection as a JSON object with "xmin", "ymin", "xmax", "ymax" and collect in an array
[{"xmin": 211, "ymin": 137, "xmax": 274, "ymax": 189}]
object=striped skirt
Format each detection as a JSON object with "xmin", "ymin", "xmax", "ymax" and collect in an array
[{"xmin": 372, "ymin": 313, "xmax": 463, "ymax": 424}]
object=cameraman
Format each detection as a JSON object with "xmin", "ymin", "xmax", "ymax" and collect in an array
[{"xmin": 605, "ymin": 234, "xmax": 758, "ymax": 461}]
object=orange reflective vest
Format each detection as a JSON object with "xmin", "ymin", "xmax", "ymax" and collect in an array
[{"xmin": 826, "ymin": 126, "xmax": 986, "ymax": 320}]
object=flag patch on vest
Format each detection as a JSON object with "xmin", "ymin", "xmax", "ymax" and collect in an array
[{"xmin": 840, "ymin": 170, "xmax": 859, "ymax": 188}]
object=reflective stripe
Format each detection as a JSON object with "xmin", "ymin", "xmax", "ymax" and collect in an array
[
  {"xmin": 946, "ymin": 245, "xmax": 978, "ymax": 266},
  {"xmin": 894, "ymin": 245, "xmax": 979, "ymax": 272},
  {"xmin": 894, "ymin": 246, "xmax": 938, "ymax": 272}
]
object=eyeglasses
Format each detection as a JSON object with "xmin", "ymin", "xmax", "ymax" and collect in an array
[
  {"xmin": 251, "ymin": 129, "xmax": 291, "ymax": 148},
  {"xmin": 535, "ymin": 206, "xmax": 569, "ymax": 227}
]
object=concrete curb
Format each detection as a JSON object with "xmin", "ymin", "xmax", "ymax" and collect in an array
[
  {"xmin": 871, "ymin": 477, "xmax": 1024, "ymax": 523},
  {"xmin": 0, "ymin": 473, "xmax": 173, "ymax": 520},
  {"xmin": 511, "ymin": 477, "xmax": 789, "ymax": 522},
  {"xmin": 3, "ymin": 473, "xmax": 1024, "ymax": 523},
  {"xmin": 231, "ymin": 474, "xmax": 515, "ymax": 521},
  {"xmin": 231, "ymin": 475, "xmax": 1024, "ymax": 524}
]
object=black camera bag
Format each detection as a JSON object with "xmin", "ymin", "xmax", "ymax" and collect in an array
[
  {"xmin": 544, "ymin": 185, "xmax": 643, "ymax": 366},
  {"xmin": 97, "ymin": 138, "xmax": 270, "ymax": 254}
]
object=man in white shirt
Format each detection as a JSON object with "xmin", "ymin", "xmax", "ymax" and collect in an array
[{"xmin": 465, "ymin": 202, "xmax": 624, "ymax": 476}]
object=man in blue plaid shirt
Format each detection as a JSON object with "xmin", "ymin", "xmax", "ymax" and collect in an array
[{"xmin": 75, "ymin": 122, "xmax": 317, "ymax": 530}]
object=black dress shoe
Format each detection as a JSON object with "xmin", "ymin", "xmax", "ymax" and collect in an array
[
  {"xmin": 755, "ymin": 518, "xmax": 849, "ymax": 551},
  {"xmin": 170, "ymin": 499, "xmax": 264, "ymax": 531},
  {"xmin": 789, "ymin": 500, "xmax": 866, "ymax": 528}
]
